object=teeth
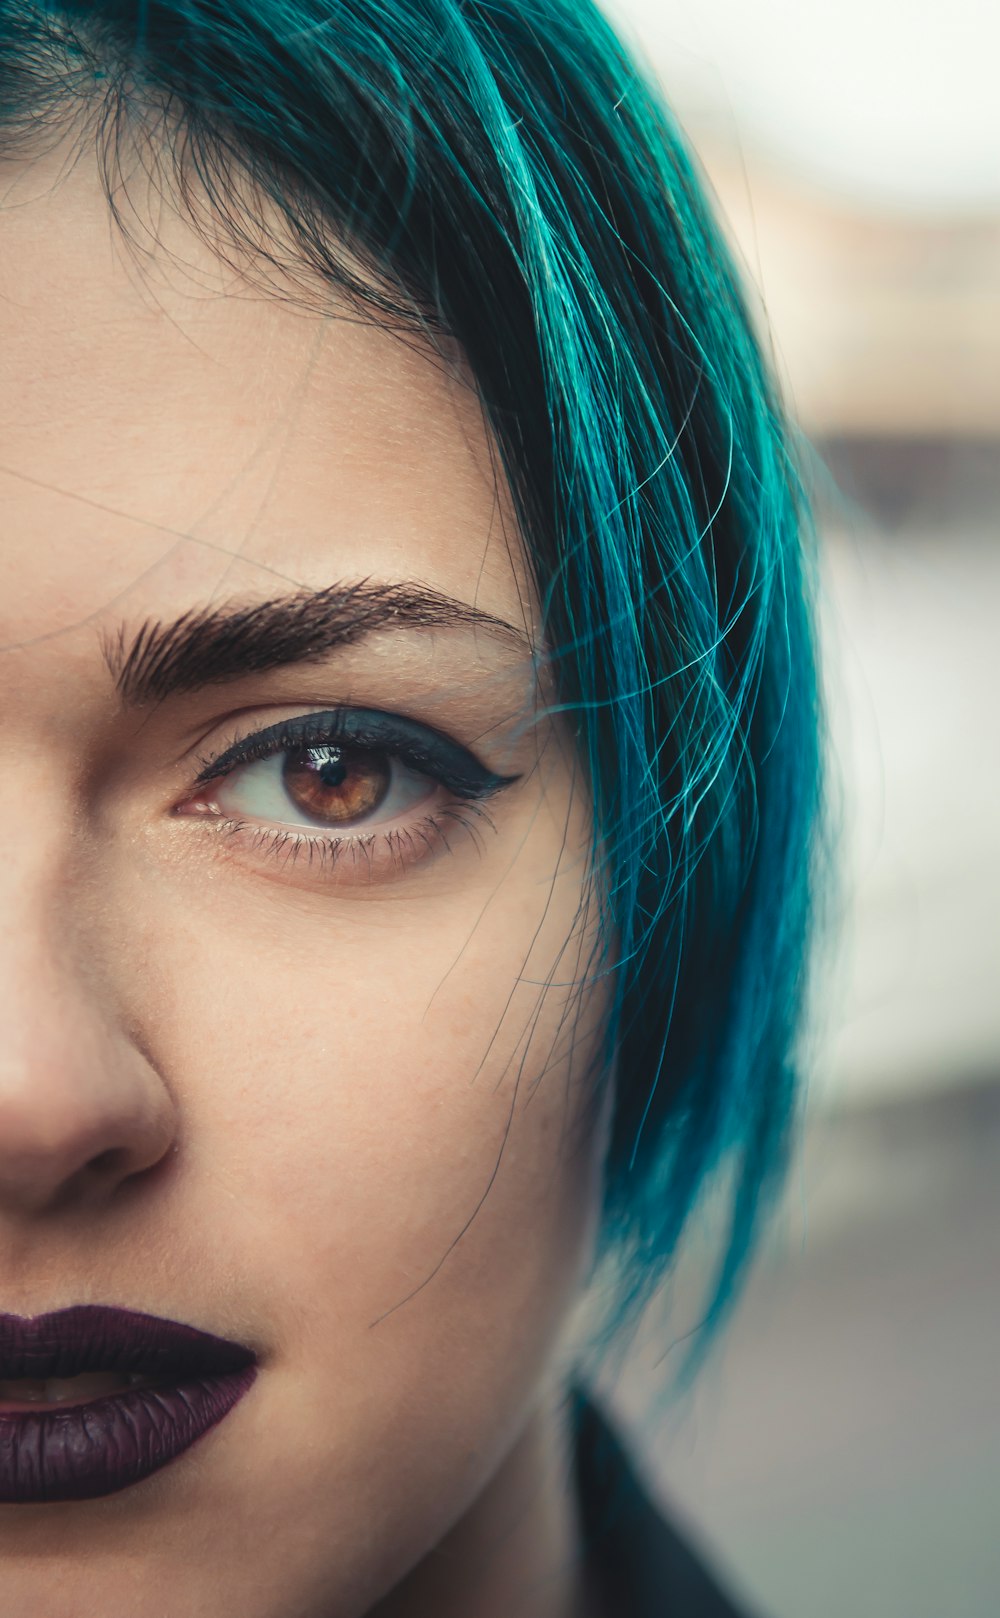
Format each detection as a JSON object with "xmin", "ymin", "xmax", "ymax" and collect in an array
[{"xmin": 0, "ymin": 1372, "xmax": 154, "ymax": 1406}]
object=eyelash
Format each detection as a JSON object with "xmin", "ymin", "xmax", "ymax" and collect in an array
[{"xmin": 176, "ymin": 707, "xmax": 520, "ymax": 884}]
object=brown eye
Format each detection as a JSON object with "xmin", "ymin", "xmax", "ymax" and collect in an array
[{"xmin": 281, "ymin": 745, "xmax": 390, "ymax": 826}]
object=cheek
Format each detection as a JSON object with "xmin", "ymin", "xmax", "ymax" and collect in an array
[
  {"xmin": 205, "ymin": 939, "xmax": 584, "ymax": 1230},
  {"xmin": 122, "ymin": 851, "xmax": 606, "ymax": 1360}
]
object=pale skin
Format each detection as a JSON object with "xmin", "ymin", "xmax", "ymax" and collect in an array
[{"xmin": 0, "ymin": 129, "xmax": 614, "ymax": 1618}]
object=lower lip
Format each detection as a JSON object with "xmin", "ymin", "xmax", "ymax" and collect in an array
[{"xmin": 0, "ymin": 1368, "xmax": 257, "ymax": 1503}]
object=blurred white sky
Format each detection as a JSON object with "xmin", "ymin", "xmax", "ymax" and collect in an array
[{"xmin": 605, "ymin": 0, "xmax": 1000, "ymax": 210}]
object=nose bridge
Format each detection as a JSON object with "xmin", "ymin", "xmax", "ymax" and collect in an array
[{"xmin": 0, "ymin": 826, "xmax": 178, "ymax": 1220}]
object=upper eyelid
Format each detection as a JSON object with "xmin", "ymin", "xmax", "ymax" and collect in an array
[{"xmin": 190, "ymin": 707, "xmax": 522, "ymax": 797}]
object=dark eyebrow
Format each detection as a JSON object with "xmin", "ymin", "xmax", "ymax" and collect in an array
[{"xmin": 102, "ymin": 579, "xmax": 533, "ymax": 708}]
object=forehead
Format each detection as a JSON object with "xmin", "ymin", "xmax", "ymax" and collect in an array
[{"xmin": 0, "ymin": 134, "xmax": 534, "ymax": 652}]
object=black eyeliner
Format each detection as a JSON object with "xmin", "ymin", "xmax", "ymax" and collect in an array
[{"xmin": 192, "ymin": 707, "xmax": 521, "ymax": 800}]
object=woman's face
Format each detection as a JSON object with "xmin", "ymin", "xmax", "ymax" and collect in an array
[{"xmin": 0, "ymin": 138, "xmax": 609, "ymax": 1614}]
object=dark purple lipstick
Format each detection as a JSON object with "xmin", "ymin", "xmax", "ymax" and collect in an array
[{"xmin": 0, "ymin": 1305, "xmax": 257, "ymax": 1503}]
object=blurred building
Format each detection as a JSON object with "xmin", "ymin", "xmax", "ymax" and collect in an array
[
  {"xmin": 698, "ymin": 141, "xmax": 1000, "ymax": 1111},
  {"xmin": 591, "ymin": 0, "xmax": 1000, "ymax": 1111}
]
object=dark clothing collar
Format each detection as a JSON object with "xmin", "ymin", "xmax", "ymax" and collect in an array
[{"xmin": 570, "ymin": 1389, "xmax": 759, "ymax": 1617}]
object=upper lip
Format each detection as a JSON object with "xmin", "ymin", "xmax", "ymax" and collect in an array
[{"xmin": 0, "ymin": 1305, "xmax": 257, "ymax": 1381}]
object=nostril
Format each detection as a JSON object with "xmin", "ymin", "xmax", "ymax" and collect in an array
[
  {"xmin": 87, "ymin": 1147, "xmax": 124, "ymax": 1176},
  {"xmin": 94, "ymin": 1139, "xmax": 179, "ymax": 1197}
]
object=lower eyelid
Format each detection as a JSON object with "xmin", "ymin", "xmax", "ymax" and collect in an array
[{"xmin": 183, "ymin": 798, "xmax": 499, "ymax": 886}]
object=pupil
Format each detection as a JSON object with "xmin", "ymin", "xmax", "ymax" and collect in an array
[{"xmin": 317, "ymin": 757, "xmax": 347, "ymax": 789}]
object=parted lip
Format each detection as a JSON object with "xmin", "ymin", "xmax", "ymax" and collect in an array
[
  {"xmin": 0, "ymin": 1305, "xmax": 260, "ymax": 1504},
  {"xmin": 0, "ymin": 1304, "xmax": 257, "ymax": 1382}
]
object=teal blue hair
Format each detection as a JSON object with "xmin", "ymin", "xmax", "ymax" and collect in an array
[{"xmin": 0, "ymin": 0, "xmax": 824, "ymax": 1384}]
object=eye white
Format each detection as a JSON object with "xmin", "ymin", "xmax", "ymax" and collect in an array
[{"xmin": 210, "ymin": 750, "xmax": 436, "ymax": 832}]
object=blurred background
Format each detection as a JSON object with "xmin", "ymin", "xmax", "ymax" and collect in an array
[{"xmin": 591, "ymin": 3, "xmax": 1000, "ymax": 1615}]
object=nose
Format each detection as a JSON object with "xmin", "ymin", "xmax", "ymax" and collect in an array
[{"xmin": 0, "ymin": 899, "xmax": 178, "ymax": 1222}]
